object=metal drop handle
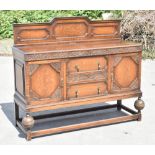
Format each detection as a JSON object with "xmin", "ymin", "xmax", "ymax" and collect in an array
[
  {"xmin": 98, "ymin": 62, "xmax": 101, "ymax": 70},
  {"xmin": 97, "ymin": 88, "xmax": 101, "ymax": 95},
  {"xmin": 75, "ymin": 90, "xmax": 78, "ymax": 98},
  {"xmin": 75, "ymin": 65, "xmax": 79, "ymax": 72}
]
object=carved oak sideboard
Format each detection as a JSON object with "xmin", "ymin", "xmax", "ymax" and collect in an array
[{"xmin": 12, "ymin": 17, "xmax": 145, "ymax": 140}]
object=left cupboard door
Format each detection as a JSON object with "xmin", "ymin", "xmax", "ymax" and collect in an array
[{"xmin": 26, "ymin": 60, "xmax": 64, "ymax": 105}]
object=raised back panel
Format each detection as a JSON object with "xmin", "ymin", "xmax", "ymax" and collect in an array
[{"xmin": 13, "ymin": 17, "xmax": 121, "ymax": 46}]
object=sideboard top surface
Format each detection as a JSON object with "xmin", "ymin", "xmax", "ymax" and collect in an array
[
  {"xmin": 16, "ymin": 41, "xmax": 141, "ymax": 53},
  {"xmin": 13, "ymin": 17, "xmax": 142, "ymax": 61}
]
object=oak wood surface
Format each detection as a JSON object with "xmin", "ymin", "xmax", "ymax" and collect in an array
[{"xmin": 13, "ymin": 17, "xmax": 143, "ymax": 140}]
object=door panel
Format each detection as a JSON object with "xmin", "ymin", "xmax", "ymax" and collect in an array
[
  {"xmin": 111, "ymin": 53, "xmax": 140, "ymax": 92},
  {"xmin": 28, "ymin": 60, "xmax": 63, "ymax": 103}
]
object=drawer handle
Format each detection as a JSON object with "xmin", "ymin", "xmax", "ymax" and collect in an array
[
  {"xmin": 75, "ymin": 90, "xmax": 78, "ymax": 98},
  {"xmin": 98, "ymin": 63, "xmax": 101, "ymax": 70},
  {"xmin": 97, "ymin": 88, "xmax": 101, "ymax": 95},
  {"xmin": 75, "ymin": 65, "xmax": 79, "ymax": 72}
]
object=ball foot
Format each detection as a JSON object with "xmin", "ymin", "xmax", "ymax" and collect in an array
[
  {"xmin": 134, "ymin": 98, "xmax": 145, "ymax": 112},
  {"xmin": 22, "ymin": 114, "xmax": 34, "ymax": 130},
  {"xmin": 22, "ymin": 114, "xmax": 34, "ymax": 141},
  {"xmin": 134, "ymin": 98, "xmax": 145, "ymax": 121}
]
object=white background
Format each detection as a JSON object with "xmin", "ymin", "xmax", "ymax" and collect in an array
[
  {"xmin": 0, "ymin": 0, "xmax": 155, "ymax": 154},
  {"xmin": 0, "ymin": 0, "xmax": 155, "ymax": 10}
]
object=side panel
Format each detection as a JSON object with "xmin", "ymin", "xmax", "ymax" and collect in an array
[{"xmin": 14, "ymin": 59, "xmax": 25, "ymax": 97}]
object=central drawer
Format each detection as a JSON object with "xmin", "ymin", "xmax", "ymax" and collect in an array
[
  {"xmin": 67, "ymin": 56, "xmax": 107, "ymax": 73},
  {"xmin": 67, "ymin": 82, "xmax": 107, "ymax": 99},
  {"xmin": 67, "ymin": 56, "xmax": 107, "ymax": 84}
]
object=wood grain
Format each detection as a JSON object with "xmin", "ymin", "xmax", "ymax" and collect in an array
[{"xmin": 13, "ymin": 17, "xmax": 143, "ymax": 140}]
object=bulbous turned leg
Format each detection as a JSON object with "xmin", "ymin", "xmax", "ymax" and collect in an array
[
  {"xmin": 22, "ymin": 114, "xmax": 34, "ymax": 141},
  {"xmin": 134, "ymin": 98, "xmax": 145, "ymax": 121}
]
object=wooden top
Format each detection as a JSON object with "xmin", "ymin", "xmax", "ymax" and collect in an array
[
  {"xmin": 16, "ymin": 40, "xmax": 141, "ymax": 53},
  {"xmin": 13, "ymin": 16, "xmax": 121, "ymax": 46},
  {"xmin": 13, "ymin": 17, "xmax": 142, "ymax": 61}
]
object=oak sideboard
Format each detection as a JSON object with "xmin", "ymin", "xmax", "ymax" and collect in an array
[{"xmin": 12, "ymin": 17, "xmax": 145, "ymax": 140}]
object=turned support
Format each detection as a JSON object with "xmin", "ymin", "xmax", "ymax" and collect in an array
[
  {"xmin": 117, "ymin": 100, "xmax": 122, "ymax": 111},
  {"xmin": 22, "ymin": 113, "xmax": 35, "ymax": 141},
  {"xmin": 134, "ymin": 97, "xmax": 145, "ymax": 121}
]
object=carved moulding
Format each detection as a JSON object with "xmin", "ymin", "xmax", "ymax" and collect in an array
[{"xmin": 24, "ymin": 46, "xmax": 142, "ymax": 61}]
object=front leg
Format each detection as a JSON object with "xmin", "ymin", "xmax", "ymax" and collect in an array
[
  {"xmin": 14, "ymin": 101, "xmax": 19, "ymax": 127},
  {"xmin": 117, "ymin": 100, "xmax": 122, "ymax": 111},
  {"xmin": 134, "ymin": 97, "xmax": 145, "ymax": 121},
  {"xmin": 22, "ymin": 114, "xmax": 35, "ymax": 141}
]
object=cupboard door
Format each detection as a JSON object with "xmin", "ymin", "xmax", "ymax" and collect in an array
[
  {"xmin": 27, "ymin": 60, "xmax": 63, "ymax": 103},
  {"xmin": 111, "ymin": 53, "xmax": 141, "ymax": 92}
]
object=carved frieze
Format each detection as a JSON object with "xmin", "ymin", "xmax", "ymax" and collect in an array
[{"xmin": 25, "ymin": 46, "xmax": 142, "ymax": 61}]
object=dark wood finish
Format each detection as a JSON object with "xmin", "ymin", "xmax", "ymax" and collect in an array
[
  {"xmin": 14, "ymin": 101, "xmax": 19, "ymax": 126},
  {"xmin": 13, "ymin": 17, "xmax": 144, "ymax": 140},
  {"xmin": 16, "ymin": 106, "xmax": 140, "ymax": 140},
  {"xmin": 117, "ymin": 100, "xmax": 122, "ymax": 111}
]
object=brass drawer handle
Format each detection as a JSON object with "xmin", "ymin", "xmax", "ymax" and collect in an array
[
  {"xmin": 97, "ymin": 87, "xmax": 101, "ymax": 95},
  {"xmin": 75, "ymin": 90, "xmax": 78, "ymax": 98},
  {"xmin": 98, "ymin": 62, "xmax": 101, "ymax": 70},
  {"xmin": 75, "ymin": 65, "xmax": 79, "ymax": 72}
]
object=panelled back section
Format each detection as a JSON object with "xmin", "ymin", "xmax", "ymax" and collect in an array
[{"xmin": 13, "ymin": 17, "xmax": 120, "ymax": 46}]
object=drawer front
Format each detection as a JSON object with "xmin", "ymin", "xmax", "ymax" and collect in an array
[
  {"xmin": 67, "ymin": 82, "xmax": 107, "ymax": 99},
  {"xmin": 67, "ymin": 56, "xmax": 107, "ymax": 73}
]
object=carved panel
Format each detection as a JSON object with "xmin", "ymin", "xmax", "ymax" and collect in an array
[
  {"xmin": 112, "ymin": 54, "xmax": 139, "ymax": 92},
  {"xmin": 30, "ymin": 87, "xmax": 61, "ymax": 101},
  {"xmin": 15, "ymin": 61, "xmax": 25, "ymax": 96},
  {"xmin": 50, "ymin": 62, "xmax": 61, "ymax": 72},
  {"xmin": 67, "ymin": 70, "xmax": 107, "ymax": 84},
  {"xmin": 30, "ymin": 64, "xmax": 60, "ymax": 99},
  {"xmin": 53, "ymin": 22, "xmax": 88, "ymax": 39},
  {"xmin": 30, "ymin": 64, "xmax": 39, "ymax": 75},
  {"xmin": 13, "ymin": 17, "xmax": 121, "ymax": 45},
  {"xmin": 17, "ymin": 28, "xmax": 50, "ymax": 41},
  {"xmin": 129, "ymin": 78, "xmax": 139, "ymax": 89},
  {"xmin": 92, "ymin": 26, "xmax": 117, "ymax": 37}
]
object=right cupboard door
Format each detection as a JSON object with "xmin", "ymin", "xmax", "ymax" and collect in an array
[{"xmin": 111, "ymin": 53, "xmax": 141, "ymax": 93}]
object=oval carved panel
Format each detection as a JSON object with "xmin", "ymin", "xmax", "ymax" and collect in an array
[
  {"xmin": 31, "ymin": 64, "xmax": 60, "ymax": 98},
  {"xmin": 114, "ymin": 57, "xmax": 138, "ymax": 88}
]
